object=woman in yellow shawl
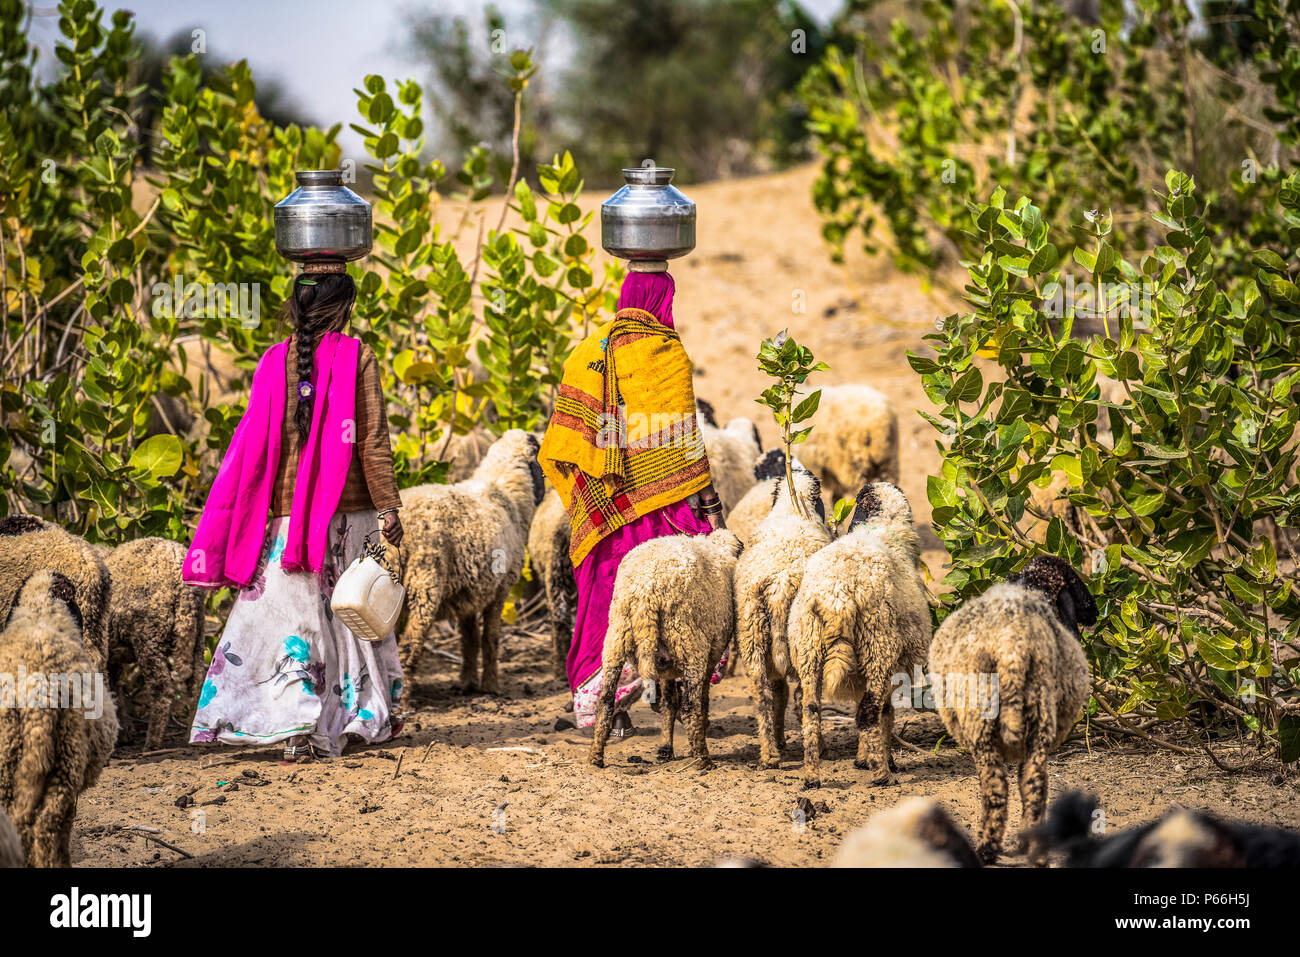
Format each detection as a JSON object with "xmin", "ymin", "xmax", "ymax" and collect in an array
[{"xmin": 538, "ymin": 271, "xmax": 723, "ymax": 736}]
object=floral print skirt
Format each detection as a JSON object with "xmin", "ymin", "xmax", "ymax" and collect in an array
[{"xmin": 189, "ymin": 510, "xmax": 404, "ymax": 757}]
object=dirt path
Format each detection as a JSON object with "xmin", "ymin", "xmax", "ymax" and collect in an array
[
  {"xmin": 74, "ymin": 164, "xmax": 1300, "ymax": 867},
  {"xmin": 79, "ymin": 624, "xmax": 1300, "ymax": 867}
]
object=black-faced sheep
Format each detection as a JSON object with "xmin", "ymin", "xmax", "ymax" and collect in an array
[
  {"xmin": 696, "ymin": 400, "xmax": 764, "ymax": 515},
  {"xmin": 833, "ymin": 797, "xmax": 983, "ymax": 868},
  {"xmin": 589, "ymin": 528, "xmax": 744, "ymax": 770},
  {"xmin": 928, "ymin": 554, "xmax": 1097, "ymax": 864},
  {"xmin": 397, "ymin": 429, "xmax": 545, "ymax": 694},
  {"xmin": 795, "ymin": 384, "xmax": 899, "ymax": 506},
  {"xmin": 0, "ymin": 807, "xmax": 21, "ymax": 868},
  {"xmin": 733, "ymin": 466, "xmax": 831, "ymax": 768},
  {"xmin": 94, "ymin": 538, "xmax": 207, "ymax": 750},
  {"xmin": 526, "ymin": 488, "xmax": 575, "ymax": 679},
  {"xmin": 1032, "ymin": 791, "xmax": 1300, "ymax": 867},
  {"xmin": 725, "ymin": 449, "xmax": 788, "ymax": 548},
  {"xmin": 0, "ymin": 570, "xmax": 119, "ymax": 867},
  {"xmin": 789, "ymin": 482, "xmax": 930, "ymax": 789},
  {"xmin": 0, "ymin": 516, "xmax": 110, "ymax": 671}
]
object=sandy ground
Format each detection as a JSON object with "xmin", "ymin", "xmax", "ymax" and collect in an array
[{"xmin": 74, "ymin": 164, "xmax": 1300, "ymax": 867}]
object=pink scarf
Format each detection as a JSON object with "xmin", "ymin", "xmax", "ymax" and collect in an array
[{"xmin": 183, "ymin": 332, "xmax": 360, "ymax": 587}]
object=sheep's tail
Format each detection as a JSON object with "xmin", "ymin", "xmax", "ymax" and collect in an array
[
  {"xmin": 603, "ymin": 599, "xmax": 649, "ymax": 678},
  {"xmin": 977, "ymin": 647, "xmax": 1026, "ymax": 753},
  {"xmin": 770, "ymin": 595, "xmax": 790, "ymax": 676},
  {"xmin": 11, "ymin": 707, "xmax": 58, "ymax": 826},
  {"xmin": 807, "ymin": 603, "xmax": 857, "ymax": 700}
]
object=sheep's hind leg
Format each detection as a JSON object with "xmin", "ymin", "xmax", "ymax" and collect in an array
[
  {"xmin": 29, "ymin": 772, "xmax": 77, "ymax": 868},
  {"xmin": 478, "ymin": 594, "xmax": 507, "ymax": 695},
  {"xmin": 587, "ymin": 661, "xmax": 624, "ymax": 768},
  {"xmin": 799, "ymin": 659, "xmax": 825, "ymax": 789},
  {"xmin": 852, "ymin": 686, "xmax": 894, "ymax": 786},
  {"xmin": 455, "ymin": 614, "xmax": 481, "ymax": 693},
  {"xmin": 772, "ymin": 674, "xmax": 790, "ymax": 754},
  {"xmin": 680, "ymin": 670, "xmax": 712, "ymax": 770},
  {"xmin": 1017, "ymin": 714, "xmax": 1052, "ymax": 865},
  {"xmin": 750, "ymin": 660, "xmax": 780, "ymax": 769},
  {"xmin": 138, "ymin": 631, "xmax": 175, "ymax": 751},
  {"xmin": 657, "ymin": 679, "xmax": 681, "ymax": 762},
  {"xmin": 973, "ymin": 744, "xmax": 1009, "ymax": 864}
]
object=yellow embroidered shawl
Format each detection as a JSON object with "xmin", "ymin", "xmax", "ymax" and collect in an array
[{"xmin": 539, "ymin": 307, "xmax": 711, "ymax": 565}]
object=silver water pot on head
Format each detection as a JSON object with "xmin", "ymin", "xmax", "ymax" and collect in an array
[
  {"xmin": 274, "ymin": 170, "xmax": 373, "ymax": 263},
  {"xmin": 601, "ymin": 167, "xmax": 695, "ymax": 266}
]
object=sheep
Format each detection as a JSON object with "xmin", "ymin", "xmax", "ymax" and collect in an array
[
  {"xmin": 696, "ymin": 399, "xmax": 764, "ymax": 515},
  {"xmin": 0, "ymin": 516, "xmax": 110, "ymax": 671},
  {"xmin": 795, "ymin": 384, "xmax": 899, "ymax": 505},
  {"xmin": 396, "ymin": 429, "xmax": 545, "ymax": 694},
  {"xmin": 788, "ymin": 481, "xmax": 931, "ymax": 790},
  {"xmin": 589, "ymin": 528, "xmax": 744, "ymax": 770},
  {"xmin": 0, "ymin": 570, "xmax": 119, "ymax": 867},
  {"xmin": 928, "ymin": 554, "xmax": 1097, "ymax": 864},
  {"xmin": 725, "ymin": 448, "xmax": 788, "ymax": 548},
  {"xmin": 733, "ymin": 465, "xmax": 831, "ymax": 767},
  {"xmin": 0, "ymin": 807, "xmax": 22, "ymax": 868},
  {"xmin": 833, "ymin": 797, "xmax": 983, "ymax": 868},
  {"xmin": 93, "ymin": 538, "xmax": 207, "ymax": 750},
  {"xmin": 434, "ymin": 426, "xmax": 495, "ymax": 483},
  {"xmin": 1032, "ymin": 791, "xmax": 1300, "ymax": 867},
  {"xmin": 526, "ymin": 488, "xmax": 575, "ymax": 679}
]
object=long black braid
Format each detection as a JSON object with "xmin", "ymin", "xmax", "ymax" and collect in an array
[{"xmin": 282, "ymin": 272, "xmax": 357, "ymax": 440}]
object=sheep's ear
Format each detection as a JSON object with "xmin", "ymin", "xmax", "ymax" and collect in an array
[
  {"xmin": 1069, "ymin": 566, "xmax": 1098, "ymax": 627},
  {"xmin": 47, "ymin": 572, "xmax": 84, "ymax": 632},
  {"xmin": 0, "ymin": 515, "xmax": 44, "ymax": 536},
  {"xmin": 528, "ymin": 459, "xmax": 545, "ymax": 506},
  {"xmin": 847, "ymin": 483, "xmax": 882, "ymax": 528}
]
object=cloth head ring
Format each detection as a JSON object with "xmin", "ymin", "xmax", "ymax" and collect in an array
[
  {"xmin": 627, "ymin": 259, "xmax": 669, "ymax": 273},
  {"xmin": 301, "ymin": 260, "xmax": 348, "ymax": 274}
]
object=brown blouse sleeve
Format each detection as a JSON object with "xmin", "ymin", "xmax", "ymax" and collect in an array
[{"xmin": 356, "ymin": 346, "xmax": 402, "ymax": 512}]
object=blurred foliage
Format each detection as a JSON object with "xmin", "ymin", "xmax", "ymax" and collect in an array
[
  {"xmin": 916, "ymin": 173, "xmax": 1300, "ymax": 761},
  {"xmin": 0, "ymin": 1, "xmax": 620, "ymax": 542},
  {"xmin": 406, "ymin": 0, "xmax": 828, "ymax": 186},
  {"xmin": 800, "ymin": 0, "xmax": 1296, "ymax": 279}
]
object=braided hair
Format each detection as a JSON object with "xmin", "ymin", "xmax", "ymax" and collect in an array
[{"xmin": 283, "ymin": 272, "xmax": 356, "ymax": 440}]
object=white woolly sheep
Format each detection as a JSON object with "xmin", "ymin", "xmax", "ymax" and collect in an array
[
  {"xmin": 526, "ymin": 488, "xmax": 575, "ymax": 679},
  {"xmin": 795, "ymin": 384, "xmax": 899, "ymax": 506},
  {"xmin": 0, "ymin": 516, "xmax": 110, "ymax": 670},
  {"xmin": 725, "ymin": 448, "xmax": 788, "ymax": 547},
  {"xmin": 733, "ymin": 466, "xmax": 832, "ymax": 767},
  {"xmin": 696, "ymin": 399, "xmax": 764, "ymax": 515},
  {"xmin": 0, "ymin": 807, "xmax": 22, "ymax": 868},
  {"xmin": 788, "ymin": 482, "xmax": 931, "ymax": 789},
  {"xmin": 94, "ymin": 538, "xmax": 206, "ymax": 750},
  {"xmin": 589, "ymin": 528, "xmax": 744, "ymax": 769},
  {"xmin": 928, "ymin": 554, "xmax": 1097, "ymax": 864},
  {"xmin": 833, "ymin": 797, "xmax": 982, "ymax": 868},
  {"xmin": 396, "ymin": 429, "xmax": 545, "ymax": 693},
  {"xmin": 0, "ymin": 570, "xmax": 119, "ymax": 867}
]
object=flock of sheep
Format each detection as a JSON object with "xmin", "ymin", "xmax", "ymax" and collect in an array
[{"xmin": 1, "ymin": 380, "xmax": 1298, "ymax": 868}]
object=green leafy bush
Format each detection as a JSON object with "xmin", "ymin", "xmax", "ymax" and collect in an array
[
  {"xmin": 917, "ymin": 172, "xmax": 1300, "ymax": 762},
  {"xmin": 1, "ymin": 1, "xmax": 612, "ymax": 538}
]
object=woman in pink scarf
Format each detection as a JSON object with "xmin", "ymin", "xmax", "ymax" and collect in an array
[
  {"xmin": 185, "ymin": 269, "xmax": 406, "ymax": 762},
  {"xmin": 552, "ymin": 270, "xmax": 725, "ymax": 736}
]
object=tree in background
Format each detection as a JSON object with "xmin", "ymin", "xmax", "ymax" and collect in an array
[{"xmin": 405, "ymin": 0, "xmax": 827, "ymax": 186}]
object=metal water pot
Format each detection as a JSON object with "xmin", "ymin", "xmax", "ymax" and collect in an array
[
  {"xmin": 601, "ymin": 167, "xmax": 696, "ymax": 261},
  {"xmin": 273, "ymin": 170, "xmax": 373, "ymax": 263}
]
